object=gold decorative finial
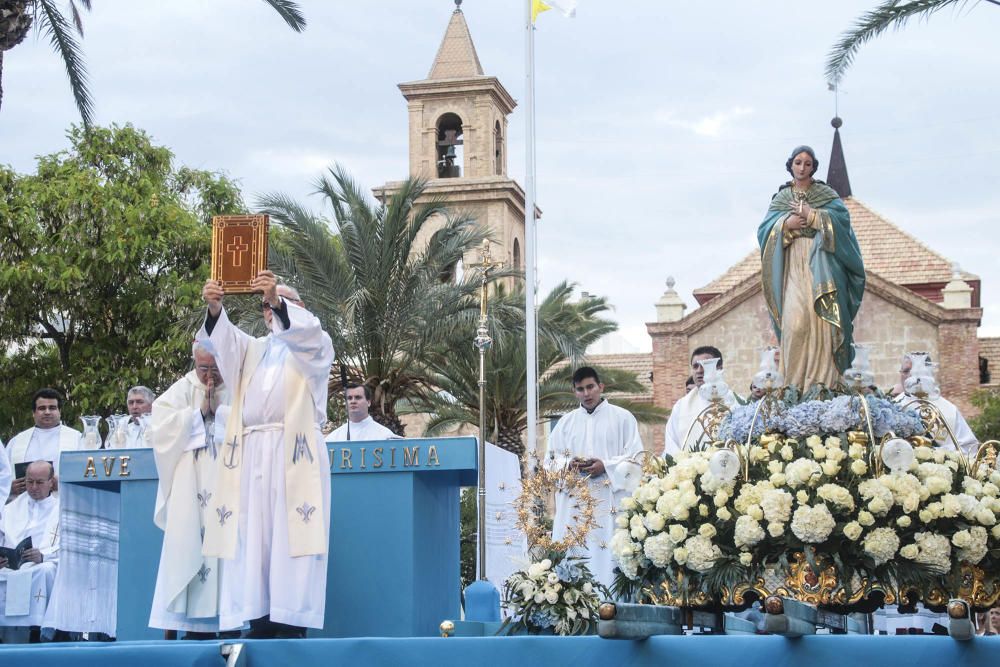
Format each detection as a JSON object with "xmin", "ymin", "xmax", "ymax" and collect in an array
[{"xmin": 440, "ymin": 619, "xmax": 455, "ymax": 637}]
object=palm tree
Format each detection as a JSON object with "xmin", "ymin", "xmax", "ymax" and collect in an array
[
  {"xmin": 415, "ymin": 282, "xmax": 667, "ymax": 458},
  {"xmin": 0, "ymin": 0, "xmax": 306, "ymax": 125},
  {"xmin": 826, "ymin": 0, "xmax": 1000, "ymax": 84},
  {"xmin": 260, "ymin": 165, "xmax": 518, "ymax": 435}
]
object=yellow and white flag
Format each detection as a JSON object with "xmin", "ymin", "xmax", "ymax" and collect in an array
[{"xmin": 531, "ymin": 0, "xmax": 577, "ymax": 23}]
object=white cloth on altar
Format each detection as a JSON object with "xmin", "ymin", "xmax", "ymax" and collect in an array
[
  {"xmin": 484, "ymin": 442, "xmax": 526, "ymax": 591},
  {"xmin": 149, "ymin": 370, "xmax": 229, "ymax": 632},
  {"xmin": 326, "ymin": 416, "xmax": 398, "ymax": 442},
  {"xmin": 895, "ymin": 393, "xmax": 979, "ymax": 456},
  {"xmin": 0, "ymin": 493, "xmax": 60, "ymax": 628},
  {"xmin": 663, "ymin": 387, "xmax": 738, "ymax": 456},
  {"xmin": 545, "ymin": 400, "xmax": 643, "ymax": 592},
  {"xmin": 200, "ymin": 302, "xmax": 333, "ymax": 630},
  {"xmin": 6, "ymin": 425, "xmax": 82, "ymax": 474},
  {"xmin": 42, "ymin": 483, "xmax": 119, "ymax": 636}
]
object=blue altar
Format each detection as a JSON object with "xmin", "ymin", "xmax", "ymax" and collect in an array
[{"xmin": 55, "ymin": 436, "xmax": 477, "ymax": 640}]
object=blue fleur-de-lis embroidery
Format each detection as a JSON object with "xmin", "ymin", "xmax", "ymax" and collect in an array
[
  {"xmin": 197, "ymin": 563, "xmax": 211, "ymax": 583},
  {"xmin": 292, "ymin": 432, "xmax": 314, "ymax": 465},
  {"xmin": 217, "ymin": 505, "xmax": 232, "ymax": 526},
  {"xmin": 198, "ymin": 490, "xmax": 212, "ymax": 508},
  {"xmin": 296, "ymin": 502, "xmax": 316, "ymax": 524}
]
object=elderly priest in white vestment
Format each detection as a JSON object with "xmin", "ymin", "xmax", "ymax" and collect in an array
[
  {"xmin": 327, "ymin": 383, "xmax": 399, "ymax": 442},
  {"xmin": 6, "ymin": 389, "xmax": 81, "ymax": 488},
  {"xmin": 545, "ymin": 367, "xmax": 644, "ymax": 591},
  {"xmin": 0, "ymin": 461, "xmax": 60, "ymax": 643},
  {"xmin": 663, "ymin": 346, "xmax": 739, "ymax": 457},
  {"xmin": 199, "ymin": 272, "xmax": 334, "ymax": 639},
  {"xmin": 149, "ymin": 342, "xmax": 231, "ymax": 637}
]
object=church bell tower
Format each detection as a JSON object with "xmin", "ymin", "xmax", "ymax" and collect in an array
[{"xmin": 375, "ymin": 2, "xmax": 533, "ymax": 271}]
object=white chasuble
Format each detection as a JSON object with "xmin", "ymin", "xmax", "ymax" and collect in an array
[
  {"xmin": 326, "ymin": 416, "xmax": 399, "ymax": 442},
  {"xmin": 663, "ymin": 387, "xmax": 738, "ymax": 457},
  {"xmin": 545, "ymin": 400, "xmax": 643, "ymax": 592},
  {"xmin": 198, "ymin": 301, "xmax": 334, "ymax": 630},
  {"xmin": 148, "ymin": 371, "xmax": 229, "ymax": 631}
]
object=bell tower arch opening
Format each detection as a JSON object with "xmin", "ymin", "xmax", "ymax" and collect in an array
[{"xmin": 436, "ymin": 113, "xmax": 464, "ymax": 178}]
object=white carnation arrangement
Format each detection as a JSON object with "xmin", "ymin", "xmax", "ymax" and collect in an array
[{"xmin": 611, "ymin": 413, "xmax": 1000, "ymax": 608}]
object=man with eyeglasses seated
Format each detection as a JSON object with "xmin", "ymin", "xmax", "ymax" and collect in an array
[
  {"xmin": 0, "ymin": 460, "xmax": 61, "ymax": 643},
  {"xmin": 6, "ymin": 388, "xmax": 82, "ymax": 496},
  {"xmin": 148, "ymin": 341, "xmax": 233, "ymax": 638}
]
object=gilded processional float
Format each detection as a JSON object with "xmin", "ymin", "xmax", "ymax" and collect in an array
[{"xmin": 504, "ymin": 146, "xmax": 1000, "ymax": 639}]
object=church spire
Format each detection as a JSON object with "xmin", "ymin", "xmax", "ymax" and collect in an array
[
  {"xmin": 428, "ymin": 3, "xmax": 484, "ymax": 79},
  {"xmin": 826, "ymin": 116, "xmax": 852, "ymax": 199}
]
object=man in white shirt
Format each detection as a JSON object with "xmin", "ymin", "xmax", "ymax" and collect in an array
[
  {"xmin": 891, "ymin": 353, "xmax": 979, "ymax": 456},
  {"xmin": 327, "ymin": 384, "xmax": 398, "ymax": 442},
  {"xmin": 6, "ymin": 389, "xmax": 82, "ymax": 494},
  {"xmin": 545, "ymin": 367, "xmax": 644, "ymax": 591},
  {"xmin": 0, "ymin": 460, "xmax": 60, "ymax": 642},
  {"xmin": 122, "ymin": 386, "xmax": 155, "ymax": 449},
  {"xmin": 663, "ymin": 346, "xmax": 739, "ymax": 456}
]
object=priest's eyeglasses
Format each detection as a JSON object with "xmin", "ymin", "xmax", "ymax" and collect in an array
[{"xmin": 196, "ymin": 365, "xmax": 220, "ymax": 373}]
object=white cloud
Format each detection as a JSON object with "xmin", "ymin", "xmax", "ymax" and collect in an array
[{"xmin": 655, "ymin": 106, "xmax": 754, "ymax": 138}]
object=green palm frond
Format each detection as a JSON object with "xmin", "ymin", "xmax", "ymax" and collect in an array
[
  {"xmin": 260, "ymin": 0, "xmax": 307, "ymax": 32},
  {"xmin": 826, "ymin": 0, "xmax": 998, "ymax": 84},
  {"xmin": 35, "ymin": 0, "xmax": 93, "ymax": 126}
]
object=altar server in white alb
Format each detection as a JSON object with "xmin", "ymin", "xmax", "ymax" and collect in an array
[
  {"xmin": 892, "ymin": 353, "xmax": 979, "ymax": 456},
  {"xmin": 663, "ymin": 346, "xmax": 739, "ymax": 456},
  {"xmin": 6, "ymin": 389, "xmax": 82, "ymax": 487},
  {"xmin": 545, "ymin": 367, "xmax": 644, "ymax": 591},
  {"xmin": 200, "ymin": 272, "xmax": 334, "ymax": 639},
  {"xmin": 327, "ymin": 383, "xmax": 399, "ymax": 442},
  {"xmin": 148, "ymin": 342, "xmax": 230, "ymax": 637},
  {"xmin": 0, "ymin": 461, "xmax": 60, "ymax": 642}
]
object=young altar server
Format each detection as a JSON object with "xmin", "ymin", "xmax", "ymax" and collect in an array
[
  {"xmin": 663, "ymin": 346, "xmax": 739, "ymax": 456},
  {"xmin": 199, "ymin": 272, "xmax": 334, "ymax": 639},
  {"xmin": 148, "ymin": 342, "xmax": 230, "ymax": 637},
  {"xmin": 326, "ymin": 383, "xmax": 399, "ymax": 442},
  {"xmin": 545, "ymin": 367, "xmax": 644, "ymax": 591}
]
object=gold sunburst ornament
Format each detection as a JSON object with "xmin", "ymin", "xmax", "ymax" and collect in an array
[{"xmin": 514, "ymin": 465, "xmax": 599, "ymax": 553}]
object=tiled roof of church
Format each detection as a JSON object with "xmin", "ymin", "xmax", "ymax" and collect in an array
[
  {"xmin": 981, "ymin": 337, "xmax": 1000, "ymax": 387},
  {"xmin": 693, "ymin": 197, "xmax": 979, "ymax": 301},
  {"xmin": 428, "ymin": 7, "xmax": 484, "ymax": 79}
]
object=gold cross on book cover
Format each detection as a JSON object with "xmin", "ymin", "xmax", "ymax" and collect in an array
[{"xmin": 211, "ymin": 215, "xmax": 269, "ymax": 294}]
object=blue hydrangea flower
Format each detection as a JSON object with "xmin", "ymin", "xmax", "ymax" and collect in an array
[
  {"xmin": 555, "ymin": 559, "xmax": 581, "ymax": 583},
  {"xmin": 529, "ymin": 609, "xmax": 556, "ymax": 629}
]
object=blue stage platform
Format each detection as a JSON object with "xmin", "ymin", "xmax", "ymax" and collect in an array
[{"xmin": 2, "ymin": 636, "xmax": 999, "ymax": 667}]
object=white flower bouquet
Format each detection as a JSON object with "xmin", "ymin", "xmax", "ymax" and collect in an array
[{"xmin": 500, "ymin": 551, "xmax": 609, "ymax": 635}]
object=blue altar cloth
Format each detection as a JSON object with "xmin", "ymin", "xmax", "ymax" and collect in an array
[{"xmin": 2, "ymin": 636, "xmax": 999, "ymax": 667}]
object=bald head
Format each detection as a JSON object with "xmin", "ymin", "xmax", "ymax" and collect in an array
[
  {"xmin": 26, "ymin": 460, "xmax": 55, "ymax": 500},
  {"xmin": 277, "ymin": 284, "xmax": 303, "ymax": 305}
]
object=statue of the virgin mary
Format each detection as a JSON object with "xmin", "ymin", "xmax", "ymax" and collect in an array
[{"xmin": 758, "ymin": 145, "xmax": 866, "ymax": 389}]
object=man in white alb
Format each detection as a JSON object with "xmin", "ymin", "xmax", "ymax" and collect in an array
[
  {"xmin": 891, "ymin": 353, "xmax": 979, "ymax": 456},
  {"xmin": 149, "ymin": 342, "xmax": 231, "ymax": 637},
  {"xmin": 199, "ymin": 271, "xmax": 334, "ymax": 639},
  {"xmin": 6, "ymin": 389, "xmax": 82, "ymax": 494},
  {"xmin": 121, "ymin": 386, "xmax": 155, "ymax": 448},
  {"xmin": 0, "ymin": 461, "xmax": 60, "ymax": 643},
  {"xmin": 545, "ymin": 367, "xmax": 644, "ymax": 591},
  {"xmin": 327, "ymin": 384, "xmax": 398, "ymax": 442},
  {"xmin": 663, "ymin": 346, "xmax": 739, "ymax": 457}
]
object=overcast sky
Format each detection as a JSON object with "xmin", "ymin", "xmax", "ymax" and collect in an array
[{"xmin": 3, "ymin": 1, "xmax": 999, "ymax": 351}]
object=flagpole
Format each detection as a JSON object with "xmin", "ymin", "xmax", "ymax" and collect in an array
[{"xmin": 524, "ymin": 0, "xmax": 539, "ymax": 466}]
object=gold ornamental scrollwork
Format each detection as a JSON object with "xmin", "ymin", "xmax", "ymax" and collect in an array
[{"xmin": 513, "ymin": 464, "xmax": 598, "ymax": 553}]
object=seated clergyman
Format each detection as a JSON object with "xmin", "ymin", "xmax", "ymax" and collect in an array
[{"xmin": 0, "ymin": 461, "xmax": 60, "ymax": 643}]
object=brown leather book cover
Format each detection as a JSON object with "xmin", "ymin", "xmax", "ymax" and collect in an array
[{"xmin": 211, "ymin": 215, "xmax": 269, "ymax": 294}]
